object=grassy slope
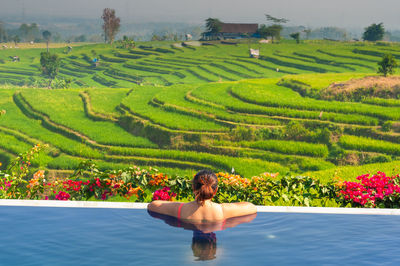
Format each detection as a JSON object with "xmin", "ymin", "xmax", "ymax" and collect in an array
[{"xmin": 1, "ymin": 40, "xmax": 400, "ymax": 180}]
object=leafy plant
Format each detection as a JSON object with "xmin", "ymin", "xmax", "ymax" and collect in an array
[
  {"xmin": 377, "ymin": 53, "xmax": 398, "ymax": 77},
  {"xmin": 0, "ymin": 144, "xmax": 46, "ymax": 199},
  {"xmin": 40, "ymin": 52, "xmax": 61, "ymax": 88}
]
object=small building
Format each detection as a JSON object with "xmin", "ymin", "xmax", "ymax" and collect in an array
[
  {"xmin": 202, "ymin": 23, "xmax": 259, "ymax": 40},
  {"xmin": 220, "ymin": 23, "xmax": 259, "ymax": 39}
]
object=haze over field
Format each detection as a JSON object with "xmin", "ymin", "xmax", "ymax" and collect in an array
[{"xmin": 1, "ymin": 0, "xmax": 400, "ymax": 29}]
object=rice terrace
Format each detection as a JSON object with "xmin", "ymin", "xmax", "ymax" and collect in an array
[
  {"xmin": 2, "ymin": 8, "xmax": 400, "ymax": 207},
  {"xmin": 2, "ymin": 40, "xmax": 400, "ymax": 176}
]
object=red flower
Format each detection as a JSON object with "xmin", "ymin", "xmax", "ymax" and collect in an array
[
  {"xmin": 55, "ymin": 191, "xmax": 71, "ymax": 201},
  {"xmin": 152, "ymin": 187, "xmax": 176, "ymax": 201}
]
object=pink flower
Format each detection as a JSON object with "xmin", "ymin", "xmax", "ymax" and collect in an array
[
  {"xmin": 338, "ymin": 172, "xmax": 400, "ymax": 207},
  {"xmin": 55, "ymin": 191, "xmax": 71, "ymax": 201},
  {"xmin": 152, "ymin": 187, "xmax": 176, "ymax": 201}
]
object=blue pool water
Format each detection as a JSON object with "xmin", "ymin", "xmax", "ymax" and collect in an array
[{"xmin": 0, "ymin": 206, "xmax": 400, "ymax": 265}]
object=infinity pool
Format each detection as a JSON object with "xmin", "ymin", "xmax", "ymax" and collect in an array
[{"xmin": 0, "ymin": 205, "xmax": 399, "ymax": 265}]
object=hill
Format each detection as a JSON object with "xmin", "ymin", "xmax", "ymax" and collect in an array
[{"xmin": 1, "ymin": 40, "xmax": 400, "ymax": 182}]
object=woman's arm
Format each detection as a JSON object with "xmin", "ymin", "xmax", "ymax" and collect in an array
[
  {"xmin": 221, "ymin": 202, "xmax": 257, "ymax": 219},
  {"xmin": 147, "ymin": 200, "xmax": 182, "ymax": 217}
]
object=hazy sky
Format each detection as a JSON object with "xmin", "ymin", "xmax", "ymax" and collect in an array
[{"xmin": 1, "ymin": 0, "xmax": 400, "ymax": 29}]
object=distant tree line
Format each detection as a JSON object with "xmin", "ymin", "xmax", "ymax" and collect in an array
[
  {"xmin": 1, "ymin": 11, "xmax": 398, "ymax": 44},
  {"xmin": 0, "ymin": 21, "xmax": 96, "ymax": 44},
  {"xmin": 0, "ymin": 22, "xmax": 42, "ymax": 43}
]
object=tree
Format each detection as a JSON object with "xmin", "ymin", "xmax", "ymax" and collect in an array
[
  {"xmin": 377, "ymin": 53, "xmax": 398, "ymax": 77},
  {"xmin": 257, "ymin": 24, "xmax": 269, "ymax": 39},
  {"xmin": 101, "ymin": 8, "xmax": 120, "ymax": 44},
  {"xmin": 118, "ymin": 35, "xmax": 135, "ymax": 49},
  {"xmin": 12, "ymin": 35, "xmax": 20, "ymax": 47},
  {"xmin": 290, "ymin": 32, "xmax": 300, "ymax": 43},
  {"xmin": 28, "ymin": 23, "xmax": 40, "ymax": 41},
  {"xmin": 205, "ymin": 18, "xmax": 222, "ymax": 40},
  {"xmin": 303, "ymin": 29, "xmax": 311, "ymax": 40},
  {"xmin": 19, "ymin": 23, "xmax": 39, "ymax": 42},
  {"xmin": 74, "ymin": 35, "xmax": 87, "ymax": 42},
  {"xmin": 42, "ymin": 30, "xmax": 51, "ymax": 52},
  {"xmin": 0, "ymin": 21, "xmax": 8, "ymax": 42},
  {"xmin": 266, "ymin": 24, "xmax": 283, "ymax": 42},
  {"xmin": 18, "ymin": 23, "xmax": 30, "ymax": 40},
  {"xmin": 40, "ymin": 52, "xmax": 60, "ymax": 88},
  {"xmin": 265, "ymin": 14, "xmax": 288, "ymax": 24},
  {"xmin": 264, "ymin": 14, "xmax": 288, "ymax": 42},
  {"xmin": 363, "ymin": 23, "xmax": 385, "ymax": 42},
  {"xmin": 205, "ymin": 18, "xmax": 222, "ymax": 34}
]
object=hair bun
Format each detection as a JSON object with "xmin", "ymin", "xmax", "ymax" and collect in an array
[
  {"xmin": 199, "ymin": 176, "xmax": 212, "ymax": 186},
  {"xmin": 193, "ymin": 170, "xmax": 218, "ymax": 205}
]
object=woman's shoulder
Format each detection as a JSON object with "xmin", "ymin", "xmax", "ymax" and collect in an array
[
  {"xmin": 147, "ymin": 201, "xmax": 183, "ymax": 217},
  {"xmin": 221, "ymin": 202, "xmax": 257, "ymax": 219}
]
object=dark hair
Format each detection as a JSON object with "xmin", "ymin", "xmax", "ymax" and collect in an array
[
  {"xmin": 192, "ymin": 231, "xmax": 217, "ymax": 261},
  {"xmin": 192, "ymin": 170, "xmax": 218, "ymax": 205}
]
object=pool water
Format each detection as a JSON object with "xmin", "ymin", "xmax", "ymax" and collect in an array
[{"xmin": 0, "ymin": 206, "xmax": 399, "ymax": 265}]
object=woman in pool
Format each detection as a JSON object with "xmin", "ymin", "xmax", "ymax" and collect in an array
[{"xmin": 148, "ymin": 169, "xmax": 257, "ymax": 222}]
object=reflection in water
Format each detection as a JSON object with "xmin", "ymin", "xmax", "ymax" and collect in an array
[
  {"xmin": 148, "ymin": 210, "xmax": 256, "ymax": 261},
  {"xmin": 192, "ymin": 231, "xmax": 217, "ymax": 261}
]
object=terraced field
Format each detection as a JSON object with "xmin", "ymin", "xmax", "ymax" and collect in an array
[{"xmin": 1, "ymin": 40, "xmax": 400, "ymax": 181}]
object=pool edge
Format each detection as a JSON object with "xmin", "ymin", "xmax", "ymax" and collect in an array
[{"xmin": 0, "ymin": 200, "xmax": 400, "ymax": 215}]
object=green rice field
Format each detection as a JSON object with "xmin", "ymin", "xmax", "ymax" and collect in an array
[{"xmin": 1, "ymin": 40, "xmax": 400, "ymax": 182}]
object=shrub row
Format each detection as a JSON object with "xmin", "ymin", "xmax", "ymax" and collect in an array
[
  {"xmin": 0, "ymin": 68, "xmax": 35, "ymax": 76},
  {"xmin": 184, "ymin": 69, "xmax": 214, "ymax": 83},
  {"xmin": 118, "ymin": 104, "xmax": 199, "ymax": 147},
  {"xmin": 129, "ymin": 49, "xmax": 158, "ymax": 56},
  {"xmin": 103, "ymin": 69, "xmax": 142, "ymax": 84},
  {"xmin": 352, "ymin": 48, "xmax": 400, "ymax": 59},
  {"xmin": 317, "ymin": 49, "xmax": 377, "ymax": 63},
  {"xmin": 227, "ymin": 89, "xmax": 379, "ymax": 126},
  {"xmin": 339, "ymin": 135, "xmax": 400, "ymax": 156},
  {"xmin": 99, "ymin": 54, "xmax": 127, "ymax": 63},
  {"xmin": 62, "ymin": 61, "xmax": 95, "ymax": 74},
  {"xmin": 234, "ymin": 140, "xmax": 329, "ymax": 158},
  {"xmin": 260, "ymin": 55, "xmax": 329, "ymax": 73},
  {"xmin": 223, "ymin": 60, "xmax": 263, "ymax": 75},
  {"xmin": 197, "ymin": 65, "xmax": 235, "ymax": 81},
  {"xmin": 292, "ymin": 52, "xmax": 355, "ymax": 71},
  {"xmin": 209, "ymin": 63, "xmax": 256, "ymax": 79},
  {"xmin": 138, "ymin": 61, "xmax": 184, "ymax": 70},
  {"xmin": 230, "ymin": 82, "xmax": 399, "ymax": 121},
  {"xmin": 13, "ymin": 93, "xmax": 97, "ymax": 152},
  {"xmin": 92, "ymin": 74, "xmax": 117, "ymax": 87},
  {"xmin": 155, "ymin": 57, "xmax": 197, "ymax": 67},
  {"xmin": 236, "ymin": 58, "xmax": 296, "ymax": 74},
  {"xmin": 123, "ymin": 63, "xmax": 172, "ymax": 74},
  {"xmin": 151, "ymin": 97, "xmax": 235, "ymax": 129},
  {"xmin": 59, "ymin": 68, "xmax": 86, "ymax": 78},
  {"xmin": 113, "ymin": 52, "xmax": 141, "ymax": 59},
  {"xmin": 362, "ymin": 97, "xmax": 400, "ymax": 107},
  {"xmin": 79, "ymin": 92, "xmax": 117, "ymax": 122},
  {"xmin": 278, "ymin": 78, "xmax": 317, "ymax": 97}
]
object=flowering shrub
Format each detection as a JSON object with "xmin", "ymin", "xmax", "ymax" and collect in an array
[
  {"xmin": 216, "ymin": 172, "xmax": 337, "ymax": 207},
  {"xmin": 55, "ymin": 191, "xmax": 71, "ymax": 201},
  {"xmin": 0, "ymin": 144, "xmax": 46, "ymax": 199},
  {"xmin": 1, "ymin": 146, "xmax": 400, "ymax": 208},
  {"xmin": 152, "ymin": 187, "xmax": 176, "ymax": 201},
  {"xmin": 149, "ymin": 173, "xmax": 168, "ymax": 187},
  {"xmin": 337, "ymin": 172, "xmax": 400, "ymax": 208}
]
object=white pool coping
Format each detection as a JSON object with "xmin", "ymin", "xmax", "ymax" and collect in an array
[{"xmin": 1, "ymin": 200, "xmax": 400, "ymax": 215}]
